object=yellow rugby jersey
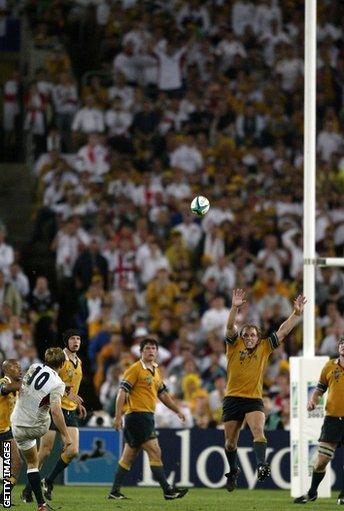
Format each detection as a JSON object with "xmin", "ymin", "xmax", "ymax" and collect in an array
[
  {"xmin": 59, "ymin": 351, "xmax": 83, "ymax": 411},
  {"xmin": 0, "ymin": 377, "xmax": 18, "ymax": 433},
  {"xmin": 317, "ymin": 359, "xmax": 344, "ymax": 417},
  {"xmin": 225, "ymin": 331, "xmax": 280, "ymax": 399},
  {"xmin": 120, "ymin": 360, "xmax": 167, "ymax": 413}
]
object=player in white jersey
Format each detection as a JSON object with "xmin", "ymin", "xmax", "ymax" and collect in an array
[{"xmin": 11, "ymin": 348, "xmax": 72, "ymax": 511}]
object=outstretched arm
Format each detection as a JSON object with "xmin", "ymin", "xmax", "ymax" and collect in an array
[
  {"xmin": 276, "ymin": 294, "xmax": 307, "ymax": 342},
  {"xmin": 226, "ymin": 288, "xmax": 246, "ymax": 337}
]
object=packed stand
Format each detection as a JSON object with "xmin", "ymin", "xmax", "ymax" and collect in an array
[{"xmin": 2, "ymin": 0, "xmax": 344, "ymax": 429}]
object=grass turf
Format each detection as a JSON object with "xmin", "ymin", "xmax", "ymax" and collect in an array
[{"xmin": 10, "ymin": 486, "xmax": 342, "ymax": 511}]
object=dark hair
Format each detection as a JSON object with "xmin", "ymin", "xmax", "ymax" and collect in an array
[
  {"xmin": 62, "ymin": 329, "xmax": 80, "ymax": 347},
  {"xmin": 139, "ymin": 337, "xmax": 159, "ymax": 352},
  {"xmin": 240, "ymin": 324, "xmax": 261, "ymax": 338}
]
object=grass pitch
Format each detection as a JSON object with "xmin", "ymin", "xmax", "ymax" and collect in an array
[{"xmin": 11, "ymin": 486, "xmax": 340, "ymax": 511}]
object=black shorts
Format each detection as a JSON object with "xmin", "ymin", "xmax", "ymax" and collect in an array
[
  {"xmin": 0, "ymin": 429, "xmax": 13, "ymax": 441},
  {"xmin": 222, "ymin": 396, "xmax": 265, "ymax": 423},
  {"xmin": 319, "ymin": 416, "xmax": 344, "ymax": 445},
  {"xmin": 50, "ymin": 409, "xmax": 79, "ymax": 430},
  {"xmin": 124, "ymin": 412, "xmax": 157, "ymax": 449}
]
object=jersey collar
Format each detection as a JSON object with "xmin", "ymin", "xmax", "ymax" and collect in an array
[
  {"xmin": 63, "ymin": 348, "xmax": 78, "ymax": 364},
  {"xmin": 140, "ymin": 359, "xmax": 158, "ymax": 370}
]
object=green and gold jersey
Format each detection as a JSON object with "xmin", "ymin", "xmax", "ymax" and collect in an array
[
  {"xmin": 0, "ymin": 376, "xmax": 17, "ymax": 433},
  {"xmin": 59, "ymin": 350, "xmax": 83, "ymax": 411},
  {"xmin": 317, "ymin": 359, "xmax": 344, "ymax": 417},
  {"xmin": 120, "ymin": 360, "xmax": 167, "ymax": 413},
  {"xmin": 225, "ymin": 331, "xmax": 280, "ymax": 399}
]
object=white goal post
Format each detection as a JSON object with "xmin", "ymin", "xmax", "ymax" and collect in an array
[{"xmin": 290, "ymin": 0, "xmax": 344, "ymax": 498}]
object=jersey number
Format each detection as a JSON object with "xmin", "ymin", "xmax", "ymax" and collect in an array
[{"xmin": 27, "ymin": 366, "xmax": 50, "ymax": 390}]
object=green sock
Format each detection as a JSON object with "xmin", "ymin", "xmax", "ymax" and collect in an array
[
  {"xmin": 111, "ymin": 464, "xmax": 129, "ymax": 493},
  {"xmin": 46, "ymin": 456, "xmax": 68, "ymax": 484},
  {"xmin": 309, "ymin": 470, "xmax": 326, "ymax": 495},
  {"xmin": 253, "ymin": 441, "xmax": 267, "ymax": 466},
  {"xmin": 225, "ymin": 448, "xmax": 238, "ymax": 472},
  {"xmin": 150, "ymin": 465, "xmax": 170, "ymax": 492}
]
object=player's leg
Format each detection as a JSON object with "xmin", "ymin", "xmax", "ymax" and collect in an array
[
  {"xmin": 142, "ymin": 437, "xmax": 188, "ymax": 500},
  {"xmin": 22, "ymin": 429, "xmax": 57, "ymax": 502},
  {"xmin": 222, "ymin": 396, "xmax": 244, "ymax": 491},
  {"xmin": 294, "ymin": 441, "xmax": 336, "ymax": 504},
  {"xmin": 108, "ymin": 443, "xmax": 139, "ymax": 499},
  {"xmin": 43, "ymin": 426, "xmax": 78, "ymax": 500},
  {"xmin": 223, "ymin": 419, "xmax": 242, "ymax": 491},
  {"xmin": 21, "ymin": 443, "xmax": 46, "ymax": 509},
  {"xmin": 245, "ymin": 410, "xmax": 271, "ymax": 481},
  {"xmin": 39, "ymin": 430, "xmax": 57, "ymax": 468}
]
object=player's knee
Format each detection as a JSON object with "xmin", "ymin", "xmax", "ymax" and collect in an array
[{"xmin": 67, "ymin": 447, "xmax": 79, "ymax": 460}]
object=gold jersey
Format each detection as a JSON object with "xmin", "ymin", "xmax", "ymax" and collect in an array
[
  {"xmin": 0, "ymin": 377, "xmax": 17, "ymax": 433},
  {"xmin": 120, "ymin": 360, "xmax": 167, "ymax": 413},
  {"xmin": 225, "ymin": 331, "xmax": 280, "ymax": 399},
  {"xmin": 317, "ymin": 359, "xmax": 344, "ymax": 417},
  {"xmin": 59, "ymin": 351, "xmax": 83, "ymax": 411}
]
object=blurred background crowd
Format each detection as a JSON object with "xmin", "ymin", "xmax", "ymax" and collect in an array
[{"xmin": 0, "ymin": 0, "xmax": 344, "ymax": 431}]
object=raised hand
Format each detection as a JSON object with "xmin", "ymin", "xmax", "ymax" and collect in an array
[
  {"xmin": 293, "ymin": 294, "xmax": 307, "ymax": 315},
  {"xmin": 232, "ymin": 288, "xmax": 246, "ymax": 308}
]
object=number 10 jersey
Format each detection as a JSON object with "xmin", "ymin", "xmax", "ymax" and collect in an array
[{"xmin": 11, "ymin": 363, "xmax": 65, "ymax": 428}]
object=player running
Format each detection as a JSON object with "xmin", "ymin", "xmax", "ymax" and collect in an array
[
  {"xmin": 294, "ymin": 336, "xmax": 344, "ymax": 505},
  {"xmin": 11, "ymin": 347, "xmax": 72, "ymax": 511},
  {"xmin": 223, "ymin": 288, "xmax": 306, "ymax": 492},
  {"xmin": 0, "ymin": 359, "xmax": 22, "ymax": 505},
  {"xmin": 22, "ymin": 329, "xmax": 86, "ymax": 503},
  {"xmin": 109, "ymin": 337, "xmax": 188, "ymax": 501}
]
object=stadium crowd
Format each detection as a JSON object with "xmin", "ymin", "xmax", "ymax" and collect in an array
[{"xmin": 1, "ymin": 0, "xmax": 344, "ymax": 430}]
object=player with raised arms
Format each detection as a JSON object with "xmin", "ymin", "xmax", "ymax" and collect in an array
[
  {"xmin": 11, "ymin": 347, "xmax": 72, "ymax": 511},
  {"xmin": 223, "ymin": 289, "xmax": 306, "ymax": 491}
]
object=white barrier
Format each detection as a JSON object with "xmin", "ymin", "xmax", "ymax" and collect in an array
[{"xmin": 290, "ymin": 356, "xmax": 330, "ymax": 497}]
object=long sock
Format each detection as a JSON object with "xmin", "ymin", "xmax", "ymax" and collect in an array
[
  {"xmin": 27, "ymin": 469, "xmax": 44, "ymax": 506},
  {"xmin": 309, "ymin": 470, "xmax": 326, "ymax": 495},
  {"xmin": 150, "ymin": 464, "xmax": 170, "ymax": 492},
  {"xmin": 253, "ymin": 438, "xmax": 267, "ymax": 466},
  {"xmin": 341, "ymin": 463, "xmax": 344, "ymax": 497},
  {"xmin": 46, "ymin": 455, "xmax": 69, "ymax": 484},
  {"xmin": 111, "ymin": 462, "xmax": 130, "ymax": 493},
  {"xmin": 225, "ymin": 448, "xmax": 238, "ymax": 472}
]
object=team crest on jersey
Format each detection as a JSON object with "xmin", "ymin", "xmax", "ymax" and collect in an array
[
  {"xmin": 66, "ymin": 368, "xmax": 74, "ymax": 380},
  {"xmin": 239, "ymin": 350, "xmax": 248, "ymax": 362},
  {"xmin": 144, "ymin": 376, "xmax": 153, "ymax": 386},
  {"xmin": 239, "ymin": 349, "xmax": 257, "ymax": 363}
]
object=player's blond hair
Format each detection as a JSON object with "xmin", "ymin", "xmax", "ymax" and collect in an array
[{"xmin": 44, "ymin": 347, "xmax": 65, "ymax": 369}]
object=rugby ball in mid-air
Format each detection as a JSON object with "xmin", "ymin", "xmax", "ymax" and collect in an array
[{"xmin": 190, "ymin": 196, "xmax": 210, "ymax": 216}]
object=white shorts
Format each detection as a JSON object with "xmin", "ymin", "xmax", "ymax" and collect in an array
[{"xmin": 12, "ymin": 418, "xmax": 51, "ymax": 451}]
